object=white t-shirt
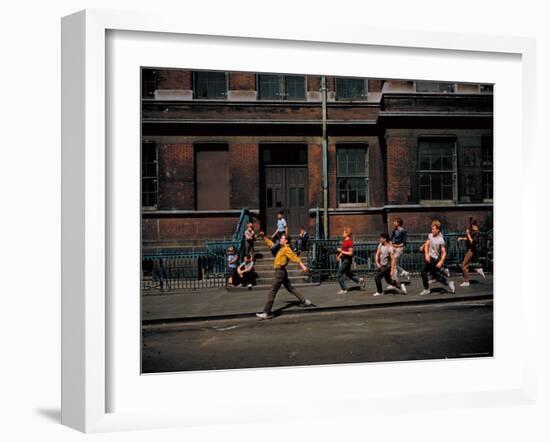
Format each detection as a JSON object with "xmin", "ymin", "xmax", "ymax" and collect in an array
[
  {"xmin": 427, "ymin": 233, "xmax": 445, "ymax": 259},
  {"xmin": 377, "ymin": 243, "xmax": 392, "ymax": 266},
  {"xmin": 277, "ymin": 218, "xmax": 287, "ymax": 232}
]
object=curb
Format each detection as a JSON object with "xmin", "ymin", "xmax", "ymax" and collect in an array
[{"xmin": 142, "ymin": 292, "xmax": 493, "ymax": 327}]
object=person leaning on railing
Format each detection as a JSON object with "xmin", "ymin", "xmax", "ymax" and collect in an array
[{"xmin": 255, "ymin": 231, "xmax": 312, "ymax": 320}]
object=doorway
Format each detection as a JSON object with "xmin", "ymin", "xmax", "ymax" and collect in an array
[{"xmin": 260, "ymin": 144, "xmax": 308, "ymax": 236}]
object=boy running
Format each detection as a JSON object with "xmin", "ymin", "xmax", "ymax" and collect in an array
[
  {"xmin": 458, "ymin": 218, "xmax": 486, "ymax": 286},
  {"xmin": 420, "ymin": 220, "xmax": 455, "ymax": 295},
  {"xmin": 373, "ymin": 233, "xmax": 407, "ymax": 296},
  {"xmin": 390, "ymin": 217, "xmax": 410, "ymax": 282},
  {"xmin": 256, "ymin": 232, "xmax": 312, "ymax": 320},
  {"xmin": 336, "ymin": 227, "xmax": 366, "ymax": 294}
]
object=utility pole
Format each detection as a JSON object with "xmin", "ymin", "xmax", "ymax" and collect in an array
[{"xmin": 321, "ymin": 76, "xmax": 329, "ymax": 239}]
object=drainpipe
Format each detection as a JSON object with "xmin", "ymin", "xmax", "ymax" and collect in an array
[{"xmin": 321, "ymin": 76, "xmax": 329, "ymax": 239}]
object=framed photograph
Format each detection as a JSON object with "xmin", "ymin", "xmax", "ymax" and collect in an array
[{"xmin": 62, "ymin": 9, "xmax": 537, "ymax": 433}]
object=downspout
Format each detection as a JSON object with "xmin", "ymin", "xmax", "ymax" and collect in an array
[{"xmin": 321, "ymin": 76, "xmax": 329, "ymax": 239}]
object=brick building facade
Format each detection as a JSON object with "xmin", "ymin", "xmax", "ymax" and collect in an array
[{"xmin": 141, "ymin": 69, "xmax": 493, "ymax": 245}]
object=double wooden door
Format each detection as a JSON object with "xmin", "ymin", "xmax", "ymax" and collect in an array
[{"xmin": 264, "ymin": 167, "xmax": 308, "ymax": 236}]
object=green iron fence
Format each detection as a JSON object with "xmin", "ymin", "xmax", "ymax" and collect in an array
[
  {"xmin": 306, "ymin": 230, "xmax": 493, "ymax": 282},
  {"xmin": 142, "ymin": 209, "xmax": 250, "ymax": 292}
]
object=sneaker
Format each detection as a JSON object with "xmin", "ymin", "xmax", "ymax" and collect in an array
[
  {"xmin": 428, "ymin": 279, "xmax": 436, "ymax": 285},
  {"xmin": 460, "ymin": 281, "xmax": 470, "ymax": 287},
  {"xmin": 400, "ymin": 283, "xmax": 407, "ymax": 294},
  {"xmin": 302, "ymin": 299, "xmax": 313, "ymax": 307},
  {"xmin": 256, "ymin": 312, "xmax": 268, "ymax": 320},
  {"xmin": 386, "ymin": 284, "xmax": 396, "ymax": 290},
  {"xmin": 359, "ymin": 278, "xmax": 367, "ymax": 290},
  {"xmin": 448, "ymin": 281, "xmax": 456, "ymax": 294},
  {"xmin": 248, "ymin": 284, "xmax": 253, "ymax": 290},
  {"xmin": 444, "ymin": 268, "xmax": 451, "ymax": 277},
  {"xmin": 419, "ymin": 289, "xmax": 431, "ymax": 296},
  {"xmin": 337, "ymin": 289, "xmax": 348, "ymax": 295},
  {"xmin": 476, "ymin": 268, "xmax": 486, "ymax": 279},
  {"xmin": 372, "ymin": 292, "xmax": 383, "ymax": 297}
]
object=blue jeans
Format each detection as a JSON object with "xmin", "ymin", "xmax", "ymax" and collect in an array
[{"xmin": 337, "ymin": 259, "xmax": 360, "ymax": 290}]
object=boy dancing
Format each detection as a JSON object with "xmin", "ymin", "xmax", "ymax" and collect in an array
[
  {"xmin": 419, "ymin": 220, "xmax": 455, "ymax": 295},
  {"xmin": 256, "ymin": 232, "xmax": 312, "ymax": 320},
  {"xmin": 390, "ymin": 217, "xmax": 410, "ymax": 281},
  {"xmin": 458, "ymin": 218, "xmax": 486, "ymax": 286},
  {"xmin": 373, "ymin": 233, "xmax": 407, "ymax": 296},
  {"xmin": 336, "ymin": 227, "xmax": 366, "ymax": 294}
]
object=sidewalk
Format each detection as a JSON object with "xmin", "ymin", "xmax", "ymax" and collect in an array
[{"xmin": 142, "ymin": 274, "xmax": 493, "ymax": 324}]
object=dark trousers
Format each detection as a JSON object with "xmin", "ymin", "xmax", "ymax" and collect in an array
[
  {"xmin": 263, "ymin": 268, "xmax": 306, "ymax": 314},
  {"xmin": 337, "ymin": 259, "xmax": 360, "ymax": 290},
  {"xmin": 421, "ymin": 258, "xmax": 449, "ymax": 289},
  {"xmin": 238, "ymin": 270, "xmax": 257, "ymax": 286},
  {"xmin": 244, "ymin": 239, "xmax": 255, "ymax": 257},
  {"xmin": 374, "ymin": 265, "xmax": 398, "ymax": 293}
]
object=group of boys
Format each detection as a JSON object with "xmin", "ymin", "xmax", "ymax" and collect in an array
[{"xmin": 253, "ymin": 212, "xmax": 486, "ymax": 320}]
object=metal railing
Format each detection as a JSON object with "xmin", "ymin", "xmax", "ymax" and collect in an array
[
  {"xmin": 306, "ymin": 230, "xmax": 493, "ymax": 281},
  {"xmin": 142, "ymin": 209, "xmax": 251, "ymax": 292}
]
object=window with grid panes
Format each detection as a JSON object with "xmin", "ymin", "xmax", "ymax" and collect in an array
[
  {"xmin": 482, "ymin": 136, "xmax": 493, "ymax": 200},
  {"xmin": 142, "ymin": 142, "xmax": 158, "ymax": 208},
  {"xmin": 193, "ymin": 71, "xmax": 227, "ymax": 99},
  {"xmin": 258, "ymin": 74, "xmax": 305, "ymax": 100},
  {"xmin": 416, "ymin": 81, "xmax": 455, "ymax": 93},
  {"xmin": 335, "ymin": 78, "xmax": 367, "ymax": 100},
  {"xmin": 418, "ymin": 139, "xmax": 456, "ymax": 201},
  {"xmin": 337, "ymin": 145, "xmax": 369, "ymax": 205}
]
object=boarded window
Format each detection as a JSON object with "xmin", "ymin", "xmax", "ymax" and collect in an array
[{"xmin": 195, "ymin": 144, "xmax": 230, "ymax": 210}]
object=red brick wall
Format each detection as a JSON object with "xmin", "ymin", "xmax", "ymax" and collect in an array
[
  {"xmin": 229, "ymin": 73, "xmax": 255, "ymax": 90},
  {"xmin": 229, "ymin": 143, "xmax": 260, "ymax": 209},
  {"xmin": 308, "ymin": 144, "xmax": 322, "ymax": 207},
  {"xmin": 328, "ymin": 144, "xmax": 337, "ymax": 208},
  {"xmin": 329, "ymin": 213, "xmax": 385, "ymax": 237},
  {"xmin": 368, "ymin": 138, "xmax": 385, "ymax": 207},
  {"xmin": 386, "ymin": 136, "xmax": 411, "ymax": 204},
  {"xmin": 158, "ymin": 143, "xmax": 194, "ymax": 210},
  {"xmin": 387, "ymin": 210, "xmax": 493, "ymax": 234},
  {"xmin": 308, "ymin": 76, "xmax": 321, "ymax": 91},
  {"xmin": 368, "ymin": 79, "xmax": 383, "ymax": 92},
  {"xmin": 156, "ymin": 69, "xmax": 191, "ymax": 90}
]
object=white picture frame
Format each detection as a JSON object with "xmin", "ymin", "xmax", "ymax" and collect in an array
[{"xmin": 61, "ymin": 9, "xmax": 537, "ymax": 433}]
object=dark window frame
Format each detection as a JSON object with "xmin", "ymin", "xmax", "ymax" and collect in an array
[
  {"xmin": 417, "ymin": 137, "xmax": 457, "ymax": 203},
  {"xmin": 141, "ymin": 69, "xmax": 158, "ymax": 99},
  {"xmin": 257, "ymin": 73, "xmax": 307, "ymax": 101},
  {"xmin": 141, "ymin": 141, "xmax": 159, "ymax": 209},
  {"xmin": 336, "ymin": 143, "xmax": 369, "ymax": 207},
  {"xmin": 481, "ymin": 135, "xmax": 494, "ymax": 201},
  {"xmin": 335, "ymin": 77, "xmax": 369, "ymax": 101},
  {"xmin": 192, "ymin": 71, "xmax": 228, "ymax": 100},
  {"xmin": 415, "ymin": 81, "xmax": 456, "ymax": 93}
]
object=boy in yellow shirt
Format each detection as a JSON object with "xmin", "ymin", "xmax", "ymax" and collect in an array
[{"xmin": 256, "ymin": 231, "xmax": 312, "ymax": 320}]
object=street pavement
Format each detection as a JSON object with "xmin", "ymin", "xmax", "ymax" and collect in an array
[
  {"xmin": 142, "ymin": 274, "xmax": 493, "ymax": 324},
  {"xmin": 142, "ymin": 298, "xmax": 494, "ymax": 373}
]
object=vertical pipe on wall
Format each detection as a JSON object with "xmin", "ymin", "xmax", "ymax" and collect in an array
[{"xmin": 321, "ymin": 76, "xmax": 329, "ymax": 239}]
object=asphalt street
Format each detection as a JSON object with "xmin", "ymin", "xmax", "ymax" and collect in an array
[{"xmin": 142, "ymin": 298, "xmax": 493, "ymax": 373}]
